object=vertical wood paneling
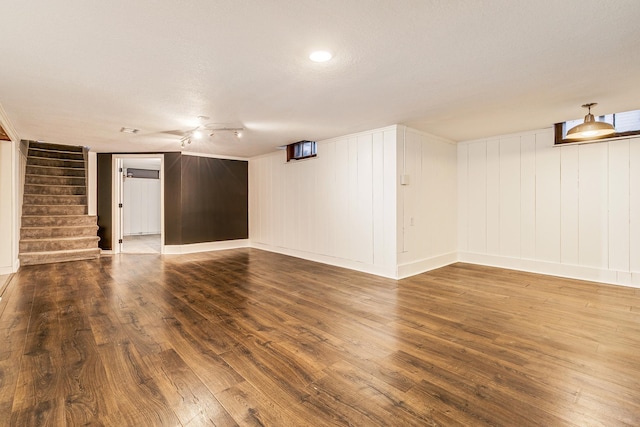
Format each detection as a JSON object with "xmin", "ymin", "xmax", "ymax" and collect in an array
[
  {"xmin": 356, "ymin": 134, "xmax": 374, "ymax": 263},
  {"xmin": 520, "ymin": 135, "xmax": 536, "ymax": 259},
  {"xmin": 560, "ymin": 145, "xmax": 579, "ymax": 265},
  {"xmin": 578, "ymin": 143, "xmax": 608, "ymax": 268},
  {"xmin": 460, "ymin": 128, "xmax": 639, "ymax": 285},
  {"xmin": 382, "ymin": 129, "xmax": 397, "ymax": 268},
  {"xmin": 457, "ymin": 144, "xmax": 468, "ymax": 252},
  {"xmin": 486, "ymin": 140, "xmax": 500, "ymax": 255},
  {"xmin": 467, "ymin": 142, "xmax": 487, "ymax": 253},
  {"xmin": 535, "ymin": 131, "xmax": 561, "ymax": 263},
  {"xmin": 608, "ymin": 140, "xmax": 630, "ymax": 272},
  {"xmin": 630, "ymin": 138, "xmax": 640, "ymax": 272},
  {"xmin": 250, "ymin": 128, "xmax": 395, "ymax": 271},
  {"xmin": 499, "ymin": 137, "xmax": 520, "ymax": 257},
  {"xmin": 372, "ymin": 133, "xmax": 385, "ymax": 265}
]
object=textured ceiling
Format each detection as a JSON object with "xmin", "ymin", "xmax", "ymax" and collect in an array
[{"xmin": 1, "ymin": 0, "xmax": 639, "ymax": 157}]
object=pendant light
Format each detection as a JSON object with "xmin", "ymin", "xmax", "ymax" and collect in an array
[{"xmin": 566, "ymin": 103, "xmax": 616, "ymax": 140}]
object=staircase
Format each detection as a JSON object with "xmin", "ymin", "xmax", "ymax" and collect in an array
[{"xmin": 19, "ymin": 141, "xmax": 100, "ymax": 266}]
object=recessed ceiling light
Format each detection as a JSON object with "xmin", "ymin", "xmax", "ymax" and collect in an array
[
  {"xmin": 309, "ymin": 50, "xmax": 333, "ymax": 62},
  {"xmin": 197, "ymin": 115, "xmax": 210, "ymax": 121},
  {"xmin": 120, "ymin": 127, "xmax": 139, "ymax": 134}
]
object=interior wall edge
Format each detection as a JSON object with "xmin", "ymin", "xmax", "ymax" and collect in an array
[
  {"xmin": 396, "ymin": 252, "xmax": 458, "ymax": 279},
  {"xmin": 459, "ymin": 252, "xmax": 640, "ymax": 289},
  {"xmin": 250, "ymin": 242, "xmax": 398, "ymax": 279}
]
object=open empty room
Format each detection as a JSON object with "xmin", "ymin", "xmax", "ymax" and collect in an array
[{"xmin": 1, "ymin": 1, "xmax": 640, "ymax": 426}]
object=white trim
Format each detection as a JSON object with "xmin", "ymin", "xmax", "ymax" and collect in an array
[
  {"xmin": 397, "ymin": 252, "xmax": 458, "ymax": 279},
  {"xmin": 250, "ymin": 242, "xmax": 398, "ymax": 279},
  {"xmin": 458, "ymin": 252, "xmax": 640, "ymax": 289},
  {"xmin": 164, "ymin": 239, "xmax": 250, "ymax": 254},
  {"xmin": 0, "ymin": 266, "xmax": 14, "ymax": 275}
]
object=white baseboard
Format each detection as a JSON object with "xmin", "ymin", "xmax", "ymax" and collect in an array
[
  {"xmin": 0, "ymin": 265, "xmax": 15, "ymax": 275},
  {"xmin": 164, "ymin": 239, "xmax": 250, "ymax": 255},
  {"xmin": 458, "ymin": 252, "xmax": 640, "ymax": 289},
  {"xmin": 250, "ymin": 242, "xmax": 398, "ymax": 279},
  {"xmin": 397, "ymin": 252, "xmax": 458, "ymax": 279}
]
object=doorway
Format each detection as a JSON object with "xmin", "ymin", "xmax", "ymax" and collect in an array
[{"xmin": 113, "ymin": 155, "xmax": 164, "ymax": 254}]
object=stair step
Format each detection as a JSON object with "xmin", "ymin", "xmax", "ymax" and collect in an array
[
  {"xmin": 21, "ymin": 225, "xmax": 99, "ymax": 239},
  {"xmin": 23, "ymin": 194, "xmax": 87, "ymax": 205},
  {"xmin": 28, "ymin": 141, "xmax": 84, "ymax": 153},
  {"xmin": 19, "ymin": 248, "xmax": 100, "ymax": 266},
  {"xmin": 28, "ymin": 147, "xmax": 84, "ymax": 160},
  {"xmin": 24, "ymin": 183, "xmax": 87, "ymax": 196},
  {"xmin": 27, "ymin": 156, "xmax": 85, "ymax": 169},
  {"xmin": 23, "ymin": 205, "xmax": 87, "ymax": 215},
  {"xmin": 20, "ymin": 236, "xmax": 100, "ymax": 252},
  {"xmin": 22, "ymin": 215, "xmax": 97, "ymax": 227},
  {"xmin": 26, "ymin": 165, "xmax": 85, "ymax": 177},
  {"xmin": 25, "ymin": 174, "xmax": 86, "ymax": 186}
]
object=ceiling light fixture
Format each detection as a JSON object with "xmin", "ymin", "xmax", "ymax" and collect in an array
[
  {"xmin": 179, "ymin": 125, "xmax": 244, "ymax": 148},
  {"xmin": 566, "ymin": 103, "xmax": 616, "ymax": 140},
  {"xmin": 309, "ymin": 50, "xmax": 333, "ymax": 62},
  {"xmin": 120, "ymin": 127, "xmax": 139, "ymax": 134}
]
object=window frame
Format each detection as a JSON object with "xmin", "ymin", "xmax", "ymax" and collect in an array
[
  {"xmin": 286, "ymin": 140, "xmax": 317, "ymax": 162},
  {"xmin": 554, "ymin": 109, "xmax": 640, "ymax": 145}
]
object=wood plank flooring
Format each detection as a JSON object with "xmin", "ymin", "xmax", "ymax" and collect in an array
[{"xmin": 1, "ymin": 248, "xmax": 639, "ymax": 426}]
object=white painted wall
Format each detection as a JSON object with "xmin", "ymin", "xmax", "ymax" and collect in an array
[
  {"xmin": 123, "ymin": 177, "xmax": 161, "ymax": 235},
  {"xmin": 458, "ymin": 128, "xmax": 640, "ymax": 287},
  {"xmin": 397, "ymin": 126, "xmax": 457, "ymax": 278},
  {"xmin": 0, "ymin": 140, "xmax": 14, "ymax": 274},
  {"xmin": 249, "ymin": 126, "xmax": 398, "ymax": 278}
]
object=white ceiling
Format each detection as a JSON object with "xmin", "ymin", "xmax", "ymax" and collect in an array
[{"xmin": 1, "ymin": 0, "xmax": 639, "ymax": 157}]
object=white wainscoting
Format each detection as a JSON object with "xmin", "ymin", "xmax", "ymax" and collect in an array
[
  {"xmin": 397, "ymin": 127, "xmax": 458, "ymax": 278},
  {"xmin": 458, "ymin": 129, "xmax": 640, "ymax": 288},
  {"xmin": 249, "ymin": 126, "xmax": 398, "ymax": 278}
]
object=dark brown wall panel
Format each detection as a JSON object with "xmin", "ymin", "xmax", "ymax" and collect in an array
[
  {"xmin": 163, "ymin": 152, "xmax": 182, "ymax": 245},
  {"xmin": 96, "ymin": 153, "xmax": 113, "ymax": 250},
  {"xmin": 180, "ymin": 156, "xmax": 248, "ymax": 244}
]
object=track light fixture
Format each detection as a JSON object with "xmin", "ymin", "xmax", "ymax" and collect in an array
[
  {"xmin": 566, "ymin": 103, "xmax": 616, "ymax": 140},
  {"xmin": 178, "ymin": 122, "xmax": 244, "ymax": 148}
]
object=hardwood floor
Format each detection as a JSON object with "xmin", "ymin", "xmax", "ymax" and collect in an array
[{"xmin": 1, "ymin": 249, "xmax": 639, "ymax": 426}]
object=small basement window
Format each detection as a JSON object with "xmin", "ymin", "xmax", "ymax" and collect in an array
[
  {"xmin": 286, "ymin": 140, "xmax": 317, "ymax": 162},
  {"xmin": 554, "ymin": 108, "xmax": 640, "ymax": 145}
]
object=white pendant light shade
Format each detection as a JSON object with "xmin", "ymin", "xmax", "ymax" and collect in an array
[{"xmin": 566, "ymin": 103, "xmax": 616, "ymax": 140}]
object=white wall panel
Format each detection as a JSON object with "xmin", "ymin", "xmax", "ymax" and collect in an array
[
  {"xmin": 0, "ymin": 141, "xmax": 13, "ymax": 271},
  {"xmin": 630, "ymin": 138, "xmax": 640, "ymax": 273},
  {"xmin": 459, "ymin": 128, "xmax": 640, "ymax": 287},
  {"xmin": 248, "ymin": 126, "xmax": 398, "ymax": 277},
  {"xmin": 457, "ymin": 144, "xmax": 468, "ymax": 252},
  {"xmin": 356, "ymin": 134, "xmax": 374, "ymax": 264},
  {"xmin": 396, "ymin": 127, "xmax": 457, "ymax": 275},
  {"xmin": 499, "ymin": 137, "xmax": 520, "ymax": 258},
  {"xmin": 467, "ymin": 142, "xmax": 487, "ymax": 253},
  {"xmin": 560, "ymin": 145, "xmax": 580, "ymax": 265},
  {"xmin": 578, "ymin": 143, "xmax": 608, "ymax": 268},
  {"xmin": 608, "ymin": 140, "xmax": 630, "ymax": 272},
  {"xmin": 486, "ymin": 140, "xmax": 501, "ymax": 255},
  {"xmin": 520, "ymin": 135, "xmax": 536, "ymax": 259},
  {"xmin": 535, "ymin": 131, "xmax": 561, "ymax": 263}
]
